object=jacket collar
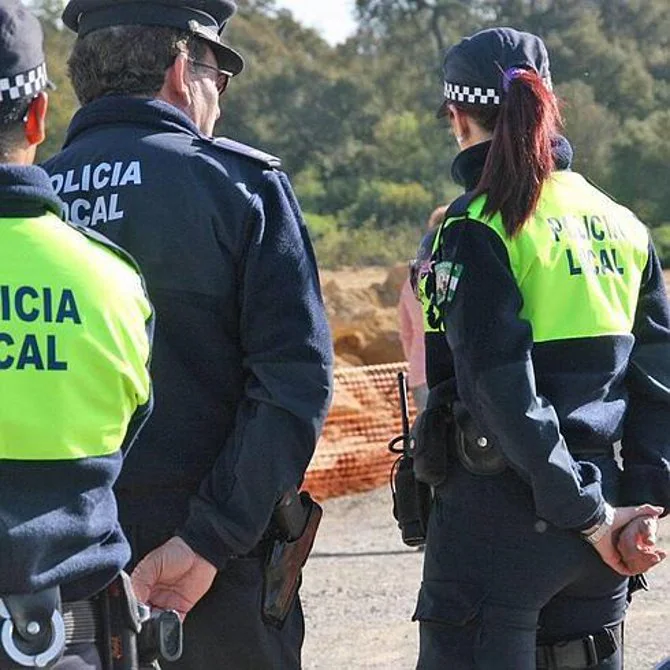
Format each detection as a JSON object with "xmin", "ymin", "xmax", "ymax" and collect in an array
[
  {"xmin": 0, "ymin": 164, "xmax": 64, "ymax": 218},
  {"xmin": 62, "ymin": 96, "xmax": 208, "ymax": 148},
  {"xmin": 451, "ymin": 135, "xmax": 574, "ymax": 191}
]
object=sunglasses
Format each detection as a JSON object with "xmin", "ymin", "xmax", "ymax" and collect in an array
[{"xmin": 188, "ymin": 59, "xmax": 232, "ymax": 95}]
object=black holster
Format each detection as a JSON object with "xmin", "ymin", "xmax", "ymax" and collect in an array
[
  {"xmin": 412, "ymin": 381, "xmax": 455, "ymax": 487},
  {"xmin": 391, "ymin": 455, "xmax": 431, "ymax": 546},
  {"xmin": 262, "ymin": 489, "xmax": 322, "ymax": 628},
  {"xmin": 412, "ymin": 388, "xmax": 506, "ymax": 484},
  {"xmin": 452, "ymin": 402, "xmax": 506, "ymax": 476}
]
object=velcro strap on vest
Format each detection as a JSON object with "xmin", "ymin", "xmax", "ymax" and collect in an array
[
  {"xmin": 536, "ymin": 625, "xmax": 622, "ymax": 669},
  {"xmin": 62, "ymin": 600, "xmax": 101, "ymax": 645}
]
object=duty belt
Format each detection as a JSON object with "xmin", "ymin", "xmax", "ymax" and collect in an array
[
  {"xmin": 536, "ymin": 625, "xmax": 622, "ymax": 669},
  {"xmin": 1, "ymin": 579, "xmax": 182, "ymax": 670},
  {"xmin": 62, "ymin": 600, "xmax": 101, "ymax": 645}
]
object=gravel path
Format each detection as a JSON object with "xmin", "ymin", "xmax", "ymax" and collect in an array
[{"xmin": 302, "ymin": 486, "xmax": 669, "ymax": 669}]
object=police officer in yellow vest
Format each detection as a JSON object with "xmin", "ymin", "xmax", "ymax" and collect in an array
[
  {"xmin": 0, "ymin": 3, "xmax": 153, "ymax": 668},
  {"xmin": 413, "ymin": 28, "xmax": 669, "ymax": 669}
]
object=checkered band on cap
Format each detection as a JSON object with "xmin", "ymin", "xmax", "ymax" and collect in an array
[
  {"xmin": 0, "ymin": 63, "xmax": 48, "ymax": 103},
  {"xmin": 443, "ymin": 82, "xmax": 501, "ymax": 106}
]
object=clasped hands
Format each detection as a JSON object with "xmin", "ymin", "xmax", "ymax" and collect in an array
[{"xmin": 593, "ymin": 504, "xmax": 667, "ymax": 576}]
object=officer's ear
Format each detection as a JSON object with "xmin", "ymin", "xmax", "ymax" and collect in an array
[
  {"xmin": 24, "ymin": 92, "xmax": 48, "ymax": 147},
  {"xmin": 448, "ymin": 105, "xmax": 470, "ymax": 147},
  {"xmin": 162, "ymin": 52, "xmax": 191, "ymax": 107}
]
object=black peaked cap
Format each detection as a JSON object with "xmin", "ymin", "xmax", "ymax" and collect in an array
[
  {"xmin": 62, "ymin": 0, "xmax": 244, "ymax": 75},
  {"xmin": 438, "ymin": 27, "xmax": 551, "ymax": 115}
]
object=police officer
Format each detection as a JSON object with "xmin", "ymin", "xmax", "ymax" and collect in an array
[
  {"xmin": 414, "ymin": 27, "xmax": 669, "ymax": 669},
  {"xmin": 43, "ymin": 1, "xmax": 333, "ymax": 668},
  {"xmin": 0, "ymin": 2, "xmax": 153, "ymax": 668}
]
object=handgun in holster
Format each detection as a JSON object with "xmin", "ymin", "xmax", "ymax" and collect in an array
[{"xmin": 262, "ymin": 487, "xmax": 323, "ymax": 628}]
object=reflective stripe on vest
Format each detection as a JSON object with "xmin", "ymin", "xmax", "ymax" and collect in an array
[
  {"xmin": 0, "ymin": 213, "xmax": 152, "ymax": 460},
  {"xmin": 420, "ymin": 171, "xmax": 649, "ymax": 342}
]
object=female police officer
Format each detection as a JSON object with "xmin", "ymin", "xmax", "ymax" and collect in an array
[{"xmin": 415, "ymin": 27, "xmax": 669, "ymax": 669}]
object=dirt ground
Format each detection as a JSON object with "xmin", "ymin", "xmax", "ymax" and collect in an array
[{"xmin": 302, "ymin": 486, "xmax": 670, "ymax": 670}]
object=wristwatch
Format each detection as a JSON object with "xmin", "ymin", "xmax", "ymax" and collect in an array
[{"xmin": 581, "ymin": 502, "xmax": 615, "ymax": 545}]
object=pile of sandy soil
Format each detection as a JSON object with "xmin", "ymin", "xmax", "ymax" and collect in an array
[{"xmin": 320, "ymin": 266, "xmax": 407, "ymax": 367}]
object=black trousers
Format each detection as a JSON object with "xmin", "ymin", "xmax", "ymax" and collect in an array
[
  {"xmin": 128, "ymin": 528, "xmax": 304, "ymax": 670},
  {"xmin": 415, "ymin": 455, "xmax": 627, "ymax": 669}
]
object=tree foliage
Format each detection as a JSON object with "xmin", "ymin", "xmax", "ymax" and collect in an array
[{"xmin": 31, "ymin": 0, "xmax": 670, "ymax": 267}]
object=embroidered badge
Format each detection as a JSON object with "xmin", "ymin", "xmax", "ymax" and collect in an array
[
  {"xmin": 434, "ymin": 261, "xmax": 452, "ymax": 306},
  {"xmin": 446, "ymin": 262, "xmax": 463, "ymax": 304},
  {"xmin": 434, "ymin": 260, "xmax": 463, "ymax": 306}
]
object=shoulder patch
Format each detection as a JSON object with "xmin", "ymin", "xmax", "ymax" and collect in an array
[
  {"xmin": 434, "ymin": 260, "xmax": 464, "ymax": 306},
  {"xmin": 211, "ymin": 137, "xmax": 282, "ymax": 169}
]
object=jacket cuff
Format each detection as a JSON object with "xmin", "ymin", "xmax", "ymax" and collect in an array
[
  {"xmin": 564, "ymin": 498, "xmax": 605, "ymax": 533},
  {"xmin": 176, "ymin": 522, "xmax": 232, "ymax": 571}
]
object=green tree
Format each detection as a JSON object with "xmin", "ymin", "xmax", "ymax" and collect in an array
[
  {"xmin": 610, "ymin": 111, "xmax": 670, "ymax": 227},
  {"xmin": 556, "ymin": 80, "xmax": 619, "ymax": 183},
  {"xmin": 39, "ymin": 19, "xmax": 77, "ymax": 161},
  {"xmin": 22, "ymin": 0, "xmax": 670, "ymax": 266}
]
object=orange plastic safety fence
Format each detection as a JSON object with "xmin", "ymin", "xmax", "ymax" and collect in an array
[{"xmin": 303, "ymin": 362, "xmax": 417, "ymax": 500}]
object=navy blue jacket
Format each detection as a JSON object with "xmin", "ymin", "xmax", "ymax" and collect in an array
[
  {"xmin": 425, "ymin": 139, "xmax": 670, "ymax": 529},
  {"xmin": 0, "ymin": 165, "xmax": 153, "ymax": 600},
  {"xmin": 43, "ymin": 98, "xmax": 333, "ymax": 568}
]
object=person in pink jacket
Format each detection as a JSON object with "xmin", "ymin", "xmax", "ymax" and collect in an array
[{"xmin": 398, "ymin": 205, "xmax": 448, "ymax": 412}]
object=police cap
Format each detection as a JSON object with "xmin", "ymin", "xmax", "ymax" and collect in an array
[
  {"xmin": 0, "ymin": 0, "xmax": 50, "ymax": 104},
  {"xmin": 62, "ymin": 0, "xmax": 244, "ymax": 76},
  {"xmin": 437, "ymin": 27, "xmax": 552, "ymax": 117}
]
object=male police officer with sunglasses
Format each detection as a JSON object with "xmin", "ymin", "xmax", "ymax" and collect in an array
[
  {"xmin": 0, "ymin": 2, "xmax": 154, "ymax": 669},
  {"xmin": 43, "ymin": 2, "xmax": 333, "ymax": 668}
]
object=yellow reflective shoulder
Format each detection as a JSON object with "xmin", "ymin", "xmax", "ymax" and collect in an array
[
  {"xmin": 468, "ymin": 172, "xmax": 649, "ymax": 342},
  {"xmin": 0, "ymin": 213, "xmax": 152, "ymax": 461}
]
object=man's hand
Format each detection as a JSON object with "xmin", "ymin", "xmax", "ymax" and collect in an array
[
  {"xmin": 131, "ymin": 536, "xmax": 217, "ymax": 620},
  {"xmin": 616, "ymin": 514, "xmax": 667, "ymax": 574},
  {"xmin": 591, "ymin": 504, "xmax": 664, "ymax": 576}
]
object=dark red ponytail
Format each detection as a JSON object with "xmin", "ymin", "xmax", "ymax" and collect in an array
[{"xmin": 456, "ymin": 70, "xmax": 562, "ymax": 237}]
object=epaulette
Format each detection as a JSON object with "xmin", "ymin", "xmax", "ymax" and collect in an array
[
  {"xmin": 211, "ymin": 136, "xmax": 282, "ymax": 169},
  {"xmin": 444, "ymin": 189, "xmax": 478, "ymax": 221}
]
